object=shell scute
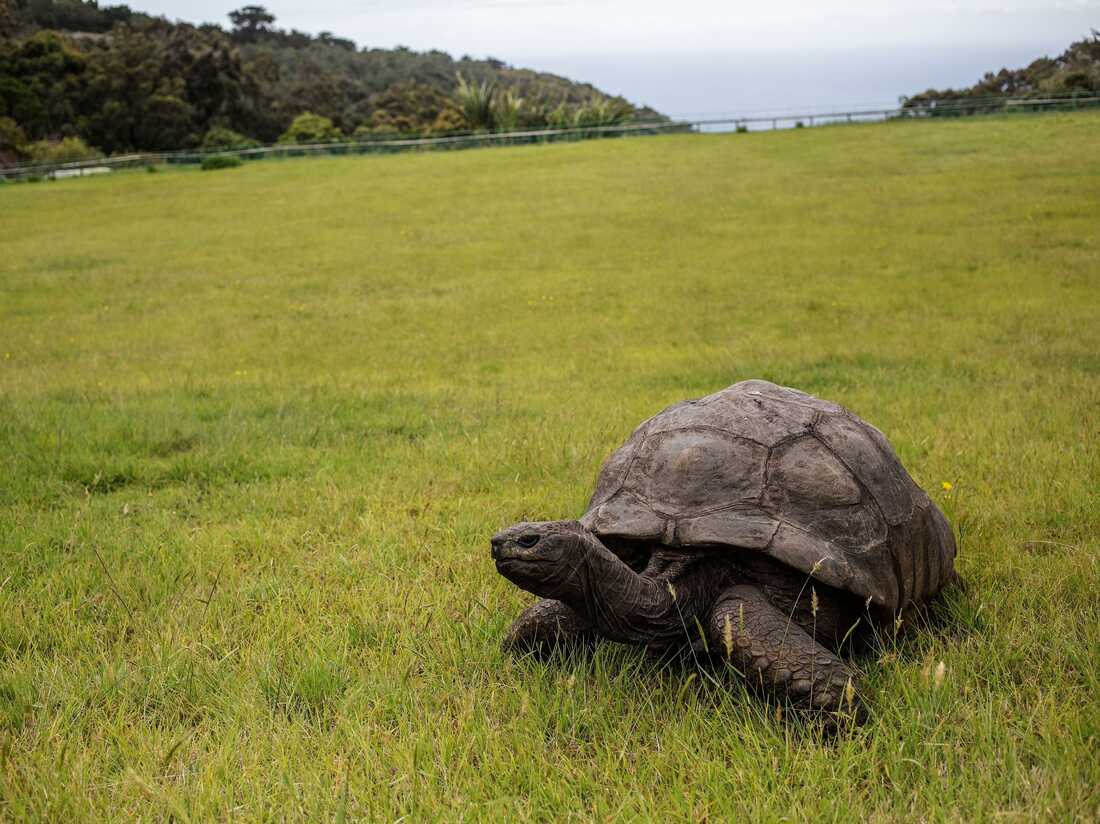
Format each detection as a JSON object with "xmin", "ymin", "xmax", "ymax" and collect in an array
[
  {"xmin": 588, "ymin": 442, "xmax": 635, "ymax": 509},
  {"xmin": 767, "ymin": 522, "xmax": 893, "ymax": 607},
  {"xmin": 581, "ymin": 489, "xmax": 665, "ymax": 539},
  {"xmin": 675, "ymin": 509, "xmax": 779, "ymax": 549},
  {"xmin": 767, "ymin": 436, "xmax": 861, "ymax": 508},
  {"xmin": 812, "ymin": 413, "xmax": 916, "ymax": 526},
  {"xmin": 627, "ymin": 428, "xmax": 767, "ymax": 516},
  {"xmin": 673, "ymin": 385, "xmax": 817, "ymax": 446}
]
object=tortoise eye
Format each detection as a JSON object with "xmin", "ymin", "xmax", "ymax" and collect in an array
[{"xmin": 516, "ymin": 534, "xmax": 541, "ymax": 549}]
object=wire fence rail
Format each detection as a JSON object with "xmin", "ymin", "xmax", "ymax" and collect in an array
[{"xmin": 2, "ymin": 93, "xmax": 1098, "ymax": 182}]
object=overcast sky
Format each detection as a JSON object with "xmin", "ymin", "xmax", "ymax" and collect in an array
[
  {"xmin": 135, "ymin": 1, "xmax": 1098, "ymax": 57},
  {"xmin": 134, "ymin": 1, "xmax": 1099, "ymax": 114}
]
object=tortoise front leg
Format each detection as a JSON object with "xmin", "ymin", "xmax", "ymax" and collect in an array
[
  {"xmin": 705, "ymin": 585, "xmax": 867, "ymax": 725},
  {"xmin": 503, "ymin": 598, "xmax": 597, "ymax": 659}
]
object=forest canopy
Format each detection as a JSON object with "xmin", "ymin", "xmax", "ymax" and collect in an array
[{"xmin": 0, "ymin": 0, "xmax": 663, "ymax": 162}]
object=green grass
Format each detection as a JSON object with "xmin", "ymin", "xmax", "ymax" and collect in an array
[{"xmin": 1, "ymin": 113, "xmax": 1098, "ymax": 821}]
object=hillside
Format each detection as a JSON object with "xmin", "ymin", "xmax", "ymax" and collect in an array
[
  {"xmin": 904, "ymin": 30, "xmax": 1100, "ymax": 111},
  {"xmin": 0, "ymin": 1, "xmax": 662, "ymax": 161}
]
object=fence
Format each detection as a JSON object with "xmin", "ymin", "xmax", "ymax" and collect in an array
[
  {"xmin": 692, "ymin": 93, "xmax": 1100, "ymax": 132},
  {"xmin": 2, "ymin": 93, "xmax": 1098, "ymax": 182}
]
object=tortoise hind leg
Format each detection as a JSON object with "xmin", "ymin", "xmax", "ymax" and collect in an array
[
  {"xmin": 706, "ymin": 585, "xmax": 867, "ymax": 725},
  {"xmin": 503, "ymin": 598, "xmax": 597, "ymax": 659}
]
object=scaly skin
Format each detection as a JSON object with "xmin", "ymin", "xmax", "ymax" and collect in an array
[
  {"xmin": 706, "ymin": 585, "xmax": 867, "ymax": 723},
  {"xmin": 494, "ymin": 520, "xmax": 870, "ymax": 725},
  {"xmin": 503, "ymin": 598, "xmax": 595, "ymax": 658}
]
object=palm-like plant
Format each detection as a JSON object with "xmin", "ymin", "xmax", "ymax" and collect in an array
[
  {"xmin": 573, "ymin": 97, "xmax": 631, "ymax": 128},
  {"xmin": 493, "ymin": 90, "xmax": 523, "ymax": 131},
  {"xmin": 455, "ymin": 73, "xmax": 497, "ymax": 131},
  {"xmin": 546, "ymin": 102, "xmax": 572, "ymax": 129}
]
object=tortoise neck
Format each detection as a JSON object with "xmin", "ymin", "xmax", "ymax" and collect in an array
[{"xmin": 556, "ymin": 532, "xmax": 683, "ymax": 645}]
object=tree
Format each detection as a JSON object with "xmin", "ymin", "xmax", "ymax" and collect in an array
[
  {"xmin": 15, "ymin": 0, "xmax": 132, "ymax": 33},
  {"xmin": 317, "ymin": 31, "xmax": 356, "ymax": 51},
  {"xmin": 134, "ymin": 93, "xmax": 194, "ymax": 148},
  {"xmin": 0, "ymin": 31, "xmax": 87, "ymax": 140},
  {"xmin": 0, "ymin": 115, "xmax": 27, "ymax": 161},
  {"xmin": 0, "ymin": 0, "xmax": 19, "ymax": 39},
  {"xmin": 228, "ymin": 5, "xmax": 275, "ymax": 43}
]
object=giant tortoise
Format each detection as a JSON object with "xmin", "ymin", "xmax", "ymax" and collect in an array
[{"xmin": 491, "ymin": 380, "xmax": 957, "ymax": 723}]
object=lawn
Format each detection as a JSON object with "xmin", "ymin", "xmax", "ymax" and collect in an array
[{"xmin": 1, "ymin": 112, "xmax": 1098, "ymax": 821}]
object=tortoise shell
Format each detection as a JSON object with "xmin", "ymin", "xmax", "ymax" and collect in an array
[{"xmin": 579, "ymin": 380, "xmax": 956, "ymax": 612}]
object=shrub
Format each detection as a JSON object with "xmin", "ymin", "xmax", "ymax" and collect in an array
[
  {"xmin": 431, "ymin": 105, "xmax": 469, "ymax": 134},
  {"xmin": 352, "ymin": 124, "xmax": 376, "ymax": 140},
  {"xmin": 0, "ymin": 117, "xmax": 27, "ymax": 158},
  {"xmin": 277, "ymin": 113, "xmax": 344, "ymax": 144},
  {"xmin": 367, "ymin": 111, "xmax": 419, "ymax": 135},
  {"xmin": 202, "ymin": 127, "xmax": 261, "ymax": 151},
  {"xmin": 354, "ymin": 123, "xmax": 406, "ymax": 141},
  {"xmin": 24, "ymin": 137, "xmax": 99, "ymax": 163},
  {"xmin": 200, "ymin": 154, "xmax": 242, "ymax": 171}
]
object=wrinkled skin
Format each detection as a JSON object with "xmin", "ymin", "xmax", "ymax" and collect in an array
[{"xmin": 492, "ymin": 520, "xmax": 869, "ymax": 726}]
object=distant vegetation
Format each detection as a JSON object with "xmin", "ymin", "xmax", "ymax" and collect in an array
[
  {"xmin": 199, "ymin": 152, "xmax": 242, "ymax": 170},
  {"xmin": 904, "ymin": 31, "xmax": 1100, "ymax": 113},
  {"xmin": 0, "ymin": 0, "xmax": 662, "ymax": 163}
]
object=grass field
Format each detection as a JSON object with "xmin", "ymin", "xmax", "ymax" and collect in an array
[{"xmin": 1, "ymin": 112, "xmax": 1098, "ymax": 821}]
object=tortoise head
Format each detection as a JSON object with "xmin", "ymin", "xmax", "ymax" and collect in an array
[{"xmin": 491, "ymin": 520, "xmax": 596, "ymax": 599}]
